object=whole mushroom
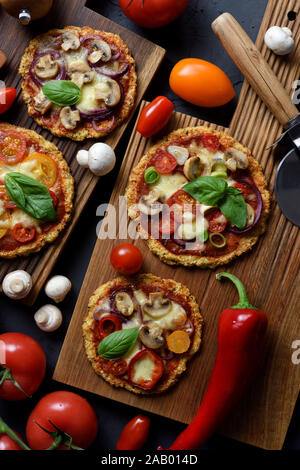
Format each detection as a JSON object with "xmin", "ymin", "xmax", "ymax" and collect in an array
[
  {"xmin": 88, "ymin": 143, "xmax": 116, "ymax": 176},
  {"xmin": 2, "ymin": 270, "xmax": 32, "ymax": 300},
  {"xmin": 76, "ymin": 149, "xmax": 89, "ymax": 168},
  {"xmin": 34, "ymin": 305, "xmax": 62, "ymax": 332},
  {"xmin": 45, "ymin": 275, "xmax": 72, "ymax": 303},
  {"xmin": 264, "ymin": 26, "xmax": 295, "ymax": 55}
]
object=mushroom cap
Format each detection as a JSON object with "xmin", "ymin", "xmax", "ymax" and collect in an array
[
  {"xmin": 115, "ymin": 292, "xmax": 134, "ymax": 316},
  {"xmin": 88, "ymin": 143, "xmax": 116, "ymax": 176},
  {"xmin": 45, "ymin": 275, "xmax": 72, "ymax": 303},
  {"xmin": 76, "ymin": 149, "xmax": 89, "ymax": 168},
  {"xmin": 264, "ymin": 26, "xmax": 295, "ymax": 55},
  {"xmin": 139, "ymin": 323, "xmax": 165, "ymax": 349},
  {"xmin": 183, "ymin": 156, "xmax": 203, "ymax": 180},
  {"xmin": 34, "ymin": 304, "xmax": 63, "ymax": 332},
  {"xmin": 143, "ymin": 292, "xmax": 172, "ymax": 318}
]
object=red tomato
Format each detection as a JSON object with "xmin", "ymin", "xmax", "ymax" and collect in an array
[
  {"xmin": 26, "ymin": 391, "xmax": 98, "ymax": 450},
  {"xmin": 206, "ymin": 209, "xmax": 227, "ymax": 233},
  {"xmin": 128, "ymin": 349, "xmax": 164, "ymax": 390},
  {"xmin": 137, "ymin": 96, "xmax": 174, "ymax": 138},
  {"xmin": 0, "ymin": 131, "xmax": 27, "ymax": 164},
  {"xmin": 0, "ymin": 185, "xmax": 17, "ymax": 209},
  {"xmin": 49, "ymin": 190, "xmax": 58, "ymax": 208},
  {"xmin": 98, "ymin": 315, "xmax": 122, "ymax": 338},
  {"xmin": 233, "ymin": 182, "xmax": 248, "ymax": 200},
  {"xmin": 118, "ymin": 0, "xmax": 189, "ymax": 29},
  {"xmin": 170, "ymin": 58, "xmax": 235, "ymax": 107},
  {"xmin": 0, "ymin": 88, "xmax": 16, "ymax": 115},
  {"xmin": 12, "ymin": 223, "xmax": 36, "ymax": 243},
  {"xmin": 0, "ymin": 433, "xmax": 23, "ymax": 451},
  {"xmin": 152, "ymin": 150, "xmax": 177, "ymax": 174},
  {"xmin": 116, "ymin": 415, "xmax": 150, "ymax": 450},
  {"xmin": 159, "ymin": 208, "xmax": 176, "ymax": 235},
  {"xmin": 110, "ymin": 243, "xmax": 143, "ymax": 275},
  {"xmin": 0, "ymin": 333, "xmax": 46, "ymax": 401},
  {"xmin": 108, "ymin": 359, "xmax": 128, "ymax": 377},
  {"xmin": 201, "ymin": 134, "xmax": 220, "ymax": 153}
]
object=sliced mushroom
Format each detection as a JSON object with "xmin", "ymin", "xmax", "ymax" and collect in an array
[
  {"xmin": 68, "ymin": 61, "xmax": 91, "ymax": 74},
  {"xmin": 143, "ymin": 292, "xmax": 171, "ymax": 318},
  {"xmin": 115, "ymin": 292, "xmax": 134, "ymax": 317},
  {"xmin": 139, "ymin": 323, "xmax": 165, "ymax": 349},
  {"xmin": 95, "ymin": 77, "xmax": 121, "ymax": 107},
  {"xmin": 138, "ymin": 191, "xmax": 163, "ymax": 216},
  {"xmin": 183, "ymin": 156, "xmax": 203, "ymax": 180},
  {"xmin": 33, "ymin": 90, "xmax": 52, "ymax": 115},
  {"xmin": 34, "ymin": 54, "xmax": 59, "ymax": 80},
  {"xmin": 61, "ymin": 31, "xmax": 80, "ymax": 51},
  {"xmin": 71, "ymin": 71, "xmax": 95, "ymax": 89},
  {"xmin": 59, "ymin": 106, "xmax": 80, "ymax": 130},
  {"xmin": 246, "ymin": 203, "xmax": 255, "ymax": 226},
  {"xmin": 225, "ymin": 147, "xmax": 249, "ymax": 170},
  {"xmin": 88, "ymin": 39, "xmax": 111, "ymax": 63},
  {"xmin": 167, "ymin": 145, "xmax": 189, "ymax": 165},
  {"xmin": 225, "ymin": 157, "xmax": 237, "ymax": 172}
]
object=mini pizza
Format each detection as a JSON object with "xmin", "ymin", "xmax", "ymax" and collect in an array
[
  {"xmin": 83, "ymin": 274, "xmax": 203, "ymax": 394},
  {"xmin": 19, "ymin": 26, "xmax": 137, "ymax": 141},
  {"xmin": 126, "ymin": 126, "xmax": 270, "ymax": 268},
  {"xmin": 0, "ymin": 123, "xmax": 73, "ymax": 258}
]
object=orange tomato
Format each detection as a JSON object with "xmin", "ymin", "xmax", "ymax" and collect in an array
[
  {"xmin": 169, "ymin": 58, "xmax": 235, "ymax": 108},
  {"xmin": 22, "ymin": 153, "xmax": 58, "ymax": 188}
]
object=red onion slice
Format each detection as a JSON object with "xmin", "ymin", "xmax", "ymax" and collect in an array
[
  {"xmin": 228, "ymin": 177, "xmax": 263, "ymax": 234},
  {"xmin": 96, "ymin": 63, "xmax": 129, "ymax": 79},
  {"xmin": 29, "ymin": 50, "xmax": 66, "ymax": 88},
  {"xmin": 92, "ymin": 115, "xmax": 115, "ymax": 132}
]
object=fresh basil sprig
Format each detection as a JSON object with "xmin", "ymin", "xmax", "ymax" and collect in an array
[
  {"xmin": 5, "ymin": 172, "xmax": 57, "ymax": 222},
  {"xmin": 98, "ymin": 328, "xmax": 139, "ymax": 360},
  {"xmin": 183, "ymin": 176, "xmax": 247, "ymax": 229},
  {"xmin": 42, "ymin": 80, "xmax": 81, "ymax": 107}
]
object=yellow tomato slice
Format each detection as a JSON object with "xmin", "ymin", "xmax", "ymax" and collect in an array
[
  {"xmin": 23, "ymin": 153, "xmax": 58, "ymax": 188},
  {"xmin": 0, "ymin": 210, "xmax": 11, "ymax": 239}
]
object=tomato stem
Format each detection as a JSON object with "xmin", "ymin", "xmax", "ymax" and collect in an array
[
  {"xmin": 34, "ymin": 419, "xmax": 84, "ymax": 451},
  {"xmin": 0, "ymin": 365, "xmax": 31, "ymax": 398},
  {"xmin": 0, "ymin": 417, "xmax": 31, "ymax": 450}
]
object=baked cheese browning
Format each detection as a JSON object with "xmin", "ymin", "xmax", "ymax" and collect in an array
[
  {"xmin": 82, "ymin": 274, "xmax": 203, "ymax": 394},
  {"xmin": 0, "ymin": 123, "xmax": 73, "ymax": 258},
  {"xmin": 126, "ymin": 126, "xmax": 270, "ymax": 268},
  {"xmin": 19, "ymin": 26, "xmax": 137, "ymax": 140}
]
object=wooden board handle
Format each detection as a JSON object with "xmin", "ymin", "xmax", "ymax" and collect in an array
[
  {"xmin": 212, "ymin": 13, "xmax": 298, "ymax": 126},
  {"xmin": 0, "ymin": 50, "xmax": 6, "ymax": 69}
]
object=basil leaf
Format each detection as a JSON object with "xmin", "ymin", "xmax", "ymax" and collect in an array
[
  {"xmin": 144, "ymin": 166, "xmax": 159, "ymax": 184},
  {"xmin": 5, "ymin": 172, "xmax": 57, "ymax": 222},
  {"xmin": 219, "ymin": 188, "xmax": 247, "ymax": 229},
  {"xmin": 42, "ymin": 80, "xmax": 81, "ymax": 107},
  {"xmin": 183, "ymin": 176, "xmax": 227, "ymax": 206},
  {"xmin": 98, "ymin": 328, "xmax": 139, "ymax": 360}
]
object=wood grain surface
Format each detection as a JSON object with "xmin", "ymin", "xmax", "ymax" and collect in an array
[
  {"xmin": 56, "ymin": 0, "xmax": 299, "ymax": 450},
  {"xmin": 0, "ymin": 0, "xmax": 165, "ymax": 305}
]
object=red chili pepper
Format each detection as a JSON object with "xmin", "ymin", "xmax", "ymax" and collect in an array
[
  {"xmin": 116, "ymin": 415, "xmax": 150, "ymax": 450},
  {"xmin": 159, "ymin": 272, "xmax": 268, "ymax": 450}
]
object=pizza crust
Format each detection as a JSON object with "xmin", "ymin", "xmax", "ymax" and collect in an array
[{"xmin": 82, "ymin": 273, "xmax": 203, "ymax": 395}]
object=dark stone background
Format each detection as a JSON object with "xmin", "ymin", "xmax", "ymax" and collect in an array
[{"xmin": 0, "ymin": 0, "xmax": 299, "ymax": 451}]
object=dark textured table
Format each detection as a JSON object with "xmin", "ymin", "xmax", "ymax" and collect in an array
[{"xmin": 0, "ymin": 0, "xmax": 299, "ymax": 451}]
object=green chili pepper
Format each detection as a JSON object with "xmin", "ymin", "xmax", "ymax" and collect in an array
[
  {"xmin": 144, "ymin": 166, "xmax": 159, "ymax": 184},
  {"xmin": 209, "ymin": 232, "xmax": 226, "ymax": 248}
]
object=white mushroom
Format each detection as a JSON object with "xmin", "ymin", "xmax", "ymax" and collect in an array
[
  {"xmin": 115, "ymin": 292, "xmax": 134, "ymax": 316},
  {"xmin": 225, "ymin": 148, "xmax": 249, "ymax": 170},
  {"xmin": 34, "ymin": 305, "xmax": 62, "ymax": 332},
  {"xmin": 2, "ymin": 270, "xmax": 32, "ymax": 300},
  {"xmin": 183, "ymin": 156, "xmax": 203, "ymax": 180},
  {"xmin": 94, "ymin": 77, "xmax": 121, "ymax": 107},
  {"xmin": 264, "ymin": 26, "xmax": 294, "ymax": 55},
  {"xmin": 44, "ymin": 275, "xmax": 72, "ymax": 303},
  {"xmin": 246, "ymin": 203, "xmax": 255, "ymax": 227},
  {"xmin": 70, "ymin": 71, "xmax": 95, "ymax": 89},
  {"xmin": 139, "ymin": 323, "xmax": 165, "ymax": 349},
  {"xmin": 176, "ymin": 217, "xmax": 209, "ymax": 241},
  {"xmin": 76, "ymin": 149, "xmax": 89, "ymax": 168},
  {"xmin": 88, "ymin": 142, "xmax": 116, "ymax": 176},
  {"xmin": 88, "ymin": 39, "xmax": 111, "ymax": 63},
  {"xmin": 224, "ymin": 157, "xmax": 237, "ymax": 172},
  {"xmin": 167, "ymin": 146, "xmax": 189, "ymax": 165},
  {"xmin": 143, "ymin": 292, "xmax": 171, "ymax": 318},
  {"xmin": 61, "ymin": 31, "xmax": 80, "ymax": 52},
  {"xmin": 59, "ymin": 106, "xmax": 80, "ymax": 130},
  {"xmin": 33, "ymin": 90, "xmax": 52, "ymax": 115},
  {"xmin": 34, "ymin": 54, "xmax": 59, "ymax": 80},
  {"xmin": 138, "ymin": 191, "xmax": 163, "ymax": 216}
]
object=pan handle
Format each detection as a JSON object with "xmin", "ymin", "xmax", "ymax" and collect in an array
[{"xmin": 212, "ymin": 13, "xmax": 298, "ymax": 126}]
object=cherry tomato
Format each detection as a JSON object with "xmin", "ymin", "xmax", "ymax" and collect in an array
[
  {"xmin": 0, "ymin": 88, "xmax": 16, "ymax": 115},
  {"xmin": 128, "ymin": 349, "xmax": 164, "ymax": 390},
  {"xmin": 116, "ymin": 415, "xmax": 150, "ymax": 450},
  {"xmin": 152, "ymin": 150, "xmax": 177, "ymax": 174},
  {"xmin": 0, "ymin": 131, "xmax": 27, "ymax": 164},
  {"xmin": 49, "ymin": 190, "xmax": 58, "ymax": 207},
  {"xmin": 118, "ymin": 0, "xmax": 189, "ymax": 29},
  {"xmin": 110, "ymin": 243, "xmax": 143, "ymax": 275},
  {"xmin": 170, "ymin": 58, "xmax": 235, "ymax": 108},
  {"xmin": 0, "ymin": 432, "xmax": 23, "ymax": 450},
  {"xmin": 137, "ymin": 96, "xmax": 174, "ymax": 138},
  {"xmin": 98, "ymin": 315, "xmax": 122, "ymax": 338},
  {"xmin": 12, "ymin": 223, "xmax": 36, "ymax": 243},
  {"xmin": 109, "ymin": 359, "xmax": 128, "ymax": 377},
  {"xmin": 26, "ymin": 391, "xmax": 98, "ymax": 450},
  {"xmin": 159, "ymin": 208, "xmax": 177, "ymax": 235},
  {"xmin": 0, "ymin": 185, "xmax": 17, "ymax": 209},
  {"xmin": 0, "ymin": 333, "xmax": 46, "ymax": 401},
  {"xmin": 201, "ymin": 134, "xmax": 220, "ymax": 153},
  {"xmin": 234, "ymin": 182, "xmax": 248, "ymax": 200},
  {"xmin": 23, "ymin": 153, "xmax": 58, "ymax": 188},
  {"xmin": 206, "ymin": 208, "xmax": 227, "ymax": 233}
]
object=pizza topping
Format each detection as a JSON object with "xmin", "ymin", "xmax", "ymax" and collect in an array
[
  {"xmin": 34, "ymin": 54, "xmax": 60, "ymax": 80},
  {"xmin": 98, "ymin": 328, "xmax": 139, "ymax": 360},
  {"xmin": 98, "ymin": 315, "xmax": 122, "ymax": 338},
  {"xmin": 167, "ymin": 330, "xmax": 191, "ymax": 354},
  {"xmin": 209, "ymin": 232, "xmax": 227, "ymax": 248},
  {"xmin": 138, "ymin": 191, "xmax": 163, "ymax": 216},
  {"xmin": 12, "ymin": 223, "xmax": 36, "ymax": 243},
  {"xmin": 94, "ymin": 77, "xmax": 121, "ymax": 107},
  {"xmin": 152, "ymin": 150, "xmax": 177, "ymax": 174},
  {"xmin": 143, "ymin": 292, "xmax": 171, "ymax": 318},
  {"xmin": 70, "ymin": 71, "xmax": 95, "ymax": 89},
  {"xmin": 139, "ymin": 323, "xmax": 165, "ymax": 349},
  {"xmin": 177, "ymin": 216, "xmax": 208, "ymax": 241},
  {"xmin": 167, "ymin": 145, "xmax": 189, "ymax": 165},
  {"xmin": 225, "ymin": 147, "xmax": 249, "ymax": 170},
  {"xmin": 246, "ymin": 203, "xmax": 255, "ymax": 227},
  {"xmin": 33, "ymin": 90, "xmax": 52, "ymax": 115},
  {"xmin": 201, "ymin": 134, "xmax": 220, "ymax": 153},
  {"xmin": 87, "ymin": 39, "xmax": 112, "ymax": 64},
  {"xmin": 115, "ymin": 292, "xmax": 135, "ymax": 317},
  {"xmin": 144, "ymin": 166, "xmax": 159, "ymax": 184},
  {"xmin": 61, "ymin": 31, "xmax": 80, "ymax": 52},
  {"xmin": 128, "ymin": 349, "xmax": 164, "ymax": 390},
  {"xmin": 206, "ymin": 208, "xmax": 227, "ymax": 233},
  {"xmin": 22, "ymin": 153, "xmax": 58, "ymax": 188},
  {"xmin": 60, "ymin": 106, "xmax": 80, "ymax": 129},
  {"xmin": 183, "ymin": 156, "xmax": 203, "ymax": 180},
  {"xmin": 108, "ymin": 359, "xmax": 128, "ymax": 376},
  {"xmin": 0, "ymin": 131, "xmax": 27, "ymax": 164},
  {"xmin": 2, "ymin": 270, "xmax": 33, "ymax": 300},
  {"xmin": 151, "ymin": 173, "xmax": 188, "ymax": 203}
]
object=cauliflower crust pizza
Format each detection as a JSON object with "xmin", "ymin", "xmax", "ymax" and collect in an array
[
  {"xmin": 0, "ymin": 123, "xmax": 73, "ymax": 258},
  {"xmin": 82, "ymin": 274, "xmax": 203, "ymax": 394},
  {"xmin": 126, "ymin": 126, "xmax": 270, "ymax": 268},
  {"xmin": 19, "ymin": 26, "xmax": 137, "ymax": 141}
]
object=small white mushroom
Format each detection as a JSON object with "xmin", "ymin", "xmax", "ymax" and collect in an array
[
  {"xmin": 44, "ymin": 275, "xmax": 72, "ymax": 303},
  {"xmin": 88, "ymin": 142, "xmax": 116, "ymax": 176},
  {"xmin": 33, "ymin": 90, "xmax": 52, "ymax": 115},
  {"xmin": 76, "ymin": 149, "xmax": 89, "ymax": 168},
  {"xmin": 60, "ymin": 106, "xmax": 80, "ymax": 130},
  {"xmin": 61, "ymin": 31, "xmax": 80, "ymax": 52},
  {"xmin": 183, "ymin": 156, "xmax": 203, "ymax": 180},
  {"xmin": 94, "ymin": 77, "xmax": 121, "ymax": 107},
  {"xmin": 138, "ymin": 191, "xmax": 163, "ymax": 216},
  {"xmin": 115, "ymin": 292, "xmax": 134, "ymax": 316},
  {"xmin": 167, "ymin": 146, "xmax": 189, "ymax": 165},
  {"xmin": 139, "ymin": 323, "xmax": 165, "ymax": 349},
  {"xmin": 225, "ymin": 148, "xmax": 249, "ymax": 170},
  {"xmin": 143, "ymin": 292, "xmax": 171, "ymax": 318},
  {"xmin": 34, "ymin": 54, "xmax": 59, "ymax": 80},
  {"xmin": 34, "ymin": 305, "xmax": 62, "ymax": 332},
  {"xmin": 88, "ymin": 39, "xmax": 111, "ymax": 63},
  {"xmin": 264, "ymin": 26, "xmax": 294, "ymax": 55},
  {"xmin": 2, "ymin": 270, "xmax": 32, "ymax": 300}
]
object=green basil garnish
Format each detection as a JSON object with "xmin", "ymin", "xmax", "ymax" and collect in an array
[
  {"xmin": 5, "ymin": 172, "xmax": 57, "ymax": 222},
  {"xmin": 183, "ymin": 176, "xmax": 247, "ymax": 230},
  {"xmin": 144, "ymin": 166, "xmax": 159, "ymax": 184},
  {"xmin": 98, "ymin": 328, "xmax": 139, "ymax": 360},
  {"xmin": 42, "ymin": 80, "xmax": 81, "ymax": 107}
]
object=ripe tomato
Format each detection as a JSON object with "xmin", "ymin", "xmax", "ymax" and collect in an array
[
  {"xmin": 98, "ymin": 315, "xmax": 122, "ymax": 338},
  {"xmin": 109, "ymin": 359, "xmax": 128, "ymax": 377},
  {"xmin": 0, "ymin": 433, "xmax": 23, "ymax": 450},
  {"xmin": 158, "ymin": 208, "xmax": 177, "ymax": 235},
  {"xmin": 233, "ymin": 182, "xmax": 248, "ymax": 200},
  {"xmin": 128, "ymin": 349, "xmax": 163, "ymax": 390},
  {"xmin": 137, "ymin": 96, "xmax": 174, "ymax": 138},
  {"xmin": 26, "ymin": 391, "xmax": 98, "ymax": 450},
  {"xmin": 152, "ymin": 150, "xmax": 177, "ymax": 174},
  {"xmin": 118, "ymin": 0, "xmax": 189, "ymax": 29},
  {"xmin": 0, "ymin": 88, "xmax": 16, "ymax": 115},
  {"xmin": 23, "ymin": 153, "xmax": 58, "ymax": 188},
  {"xmin": 12, "ymin": 223, "xmax": 36, "ymax": 243},
  {"xmin": 170, "ymin": 58, "xmax": 235, "ymax": 108},
  {"xmin": 110, "ymin": 243, "xmax": 143, "ymax": 275},
  {"xmin": 116, "ymin": 415, "xmax": 150, "ymax": 450},
  {"xmin": 201, "ymin": 134, "xmax": 220, "ymax": 153},
  {"xmin": 0, "ymin": 131, "xmax": 27, "ymax": 164},
  {"xmin": 0, "ymin": 333, "xmax": 46, "ymax": 401},
  {"xmin": 206, "ymin": 209, "xmax": 227, "ymax": 233},
  {"xmin": 49, "ymin": 190, "xmax": 58, "ymax": 207}
]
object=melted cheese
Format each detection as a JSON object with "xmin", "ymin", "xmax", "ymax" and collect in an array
[
  {"xmin": 152, "ymin": 173, "xmax": 188, "ymax": 202},
  {"xmin": 123, "ymin": 341, "xmax": 140, "ymax": 365},
  {"xmin": 11, "ymin": 210, "xmax": 41, "ymax": 233},
  {"xmin": 76, "ymin": 73, "xmax": 108, "ymax": 113},
  {"xmin": 144, "ymin": 301, "xmax": 187, "ymax": 330},
  {"xmin": 131, "ymin": 355, "xmax": 155, "ymax": 383},
  {"xmin": 64, "ymin": 48, "xmax": 88, "ymax": 68}
]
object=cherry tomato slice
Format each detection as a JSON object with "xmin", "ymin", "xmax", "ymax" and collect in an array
[
  {"xmin": 152, "ymin": 150, "xmax": 177, "ymax": 174},
  {"xmin": 206, "ymin": 208, "xmax": 227, "ymax": 233},
  {"xmin": 49, "ymin": 190, "xmax": 58, "ymax": 208},
  {"xmin": 108, "ymin": 359, "xmax": 128, "ymax": 377},
  {"xmin": 12, "ymin": 223, "xmax": 36, "ymax": 243},
  {"xmin": 116, "ymin": 415, "xmax": 150, "ymax": 450},
  {"xmin": 201, "ymin": 134, "xmax": 220, "ymax": 153},
  {"xmin": 0, "ymin": 131, "xmax": 27, "ymax": 164},
  {"xmin": 23, "ymin": 153, "xmax": 58, "ymax": 188},
  {"xmin": 0, "ymin": 88, "xmax": 16, "ymax": 115},
  {"xmin": 98, "ymin": 315, "xmax": 122, "ymax": 338},
  {"xmin": 137, "ymin": 96, "xmax": 174, "ymax": 138},
  {"xmin": 128, "ymin": 349, "xmax": 164, "ymax": 390},
  {"xmin": 159, "ymin": 208, "xmax": 177, "ymax": 235},
  {"xmin": 110, "ymin": 243, "xmax": 143, "ymax": 275},
  {"xmin": 233, "ymin": 182, "xmax": 248, "ymax": 200}
]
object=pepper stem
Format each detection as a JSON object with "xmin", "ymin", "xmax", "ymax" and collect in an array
[
  {"xmin": 0, "ymin": 417, "xmax": 31, "ymax": 450},
  {"xmin": 216, "ymin": 272, "xmax": 257, "ymax": 309}
]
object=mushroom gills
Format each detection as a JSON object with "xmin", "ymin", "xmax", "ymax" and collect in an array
[
  {"xmin": 61, "ymin": 31, "xmax": 80, "ymax": 52},
  {"xmin": 94, "ymin": 77, "xmax": 121, "ymax": 107},
  {"xmin": 139, "ymin": 323, "xmax": 165, "ymax": 349},
  {"xmin": 60, "ymin": 107, "xmax": 80, "ymax": 130},
  {"xmin": 115, "ymin": 292, "xmax": 134, "ymax": 316},
  {"xmin": 88, "ymin": 39, "xmax": 111, "ymax": 63},
  {"xmin": 143, "ymin": 292, "xmax": 172, "ymax": 318},
  {"xmin": 34, "ymin": 54, "xmax": 59, "ymax": 80},
  {"xmin": 184, "ymin": 156, "xmax": 203, "ymax": 180}
]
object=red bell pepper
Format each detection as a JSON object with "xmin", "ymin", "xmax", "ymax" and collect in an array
[{"xmin": 160, "ymin": 272, "xmax": 268, "ymax": 450}]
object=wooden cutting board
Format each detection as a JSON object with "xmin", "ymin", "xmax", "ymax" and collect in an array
[
  {"xmin": 0, "ymin": 0, "xmax": 165, "ymax": 305},
  {"xmin": 54, "ymin": 0, "xmax": 300, "ymax": 450}
]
